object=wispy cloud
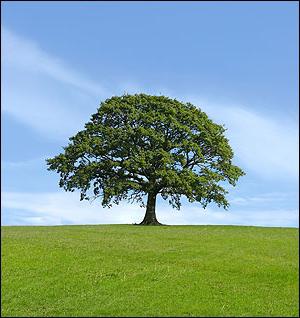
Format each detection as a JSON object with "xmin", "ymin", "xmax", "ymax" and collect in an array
[
  {"xmin": 2, "ymin": 28, "xmax": 106, "ymax": 96},
  {"xmin": 2, "ymin": 156, "xmax": 49, "ymax": 168},
  {"xmin": 1, "ymin": 28, "xmax": 109, "ymax": 140},
  {"xmin": 184, "ymin": 96, "xmax": 299, "ymax": 180},
  {"xmin": 229, "ymin": 192, "xmax": 297, "ymax": 205},
  {"xmin": 1, "ymin": 191, "xmax": 144, "ymax": 226},
  {"xmin": 2, "ymin": 191, "xmax": 298, "ymax": 227}
]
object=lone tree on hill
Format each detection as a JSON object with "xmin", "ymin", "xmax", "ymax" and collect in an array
[{"xmin": 47, "ymin": 94, "xmax": 245, "ymax": 225}]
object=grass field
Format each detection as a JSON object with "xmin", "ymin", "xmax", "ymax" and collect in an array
[{"xmin": 1, "ymin": 225, "xmax": 299, "ymax": 317}]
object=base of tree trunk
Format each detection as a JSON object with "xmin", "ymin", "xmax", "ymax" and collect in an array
[{"xmin": 138, "ymin": 219, "xmax": 164, "ymax": 226}]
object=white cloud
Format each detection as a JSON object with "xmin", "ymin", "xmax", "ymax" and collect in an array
[
  {"xmin": 1, "ymin": 28, "xmax": 109, "ymax": 140},
  {"xmin": 2, "ymin": 156, "xmax": 49, "ymax": 168},
  {"xmin": 1, "ymin": 191, "xmax": 144, "ymax": 225},
  {"xmin": 2, "ymin": 191, "xmax": 298, "ymax": 227},
  {"xmin": 229, "ymin": 192, "xmax": 297, "ymax": 205},
  {"xmin": 184, "ymin": 96, "xmax": 299, "ymax": 180},
  {"xmin": 158, "ymin": 201, "xmax": 298, "ymax": 228},
  {"xmin": 2, "ymin": 28, "xmax": 106, "ymax": 96}
]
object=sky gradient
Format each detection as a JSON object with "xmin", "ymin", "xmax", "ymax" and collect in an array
[{"xmin": 1, "ymin": 1, "xmax": 299, "ymax": 227}]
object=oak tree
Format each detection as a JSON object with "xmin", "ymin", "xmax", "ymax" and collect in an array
[{"xmin": 47, "ymin": 94, "xmax": 245, "ymax": 225}]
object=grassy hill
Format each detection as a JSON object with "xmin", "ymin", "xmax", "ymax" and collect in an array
[{"xmin": 1, "ymin": 225, "xmax": 299, "ymax": 317}]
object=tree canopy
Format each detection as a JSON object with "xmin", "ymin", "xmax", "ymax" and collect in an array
[{"xmin": 47, "ymin": 94, "xmax": 245, "ymax": 225}]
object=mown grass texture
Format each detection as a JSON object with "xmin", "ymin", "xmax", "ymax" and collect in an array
[{"xmin": 1, "ymin": 225, "xmax": 299, "ymax": 317}]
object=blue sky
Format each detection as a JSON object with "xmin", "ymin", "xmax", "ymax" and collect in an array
[{"xmin": 2, "ymin": 1, "xmax": 299, "ymax": 227}]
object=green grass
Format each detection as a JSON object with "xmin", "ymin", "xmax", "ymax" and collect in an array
[{"xmin": 1, "ymin": 225, "xmax": 299, "ymax": 317}]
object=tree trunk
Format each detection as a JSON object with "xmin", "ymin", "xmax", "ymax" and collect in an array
[{"xmin": 139, "ymin": 191, "xmax": 162, "ymax": 225}]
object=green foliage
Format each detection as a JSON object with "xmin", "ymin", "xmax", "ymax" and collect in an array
[
  {"xmin": 47, "ymin": 94, "xmax": 245, "ymax": 210},
  {"xmin": 2, "ymin": 225, "xmax": 299, "ymax": 317}
]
